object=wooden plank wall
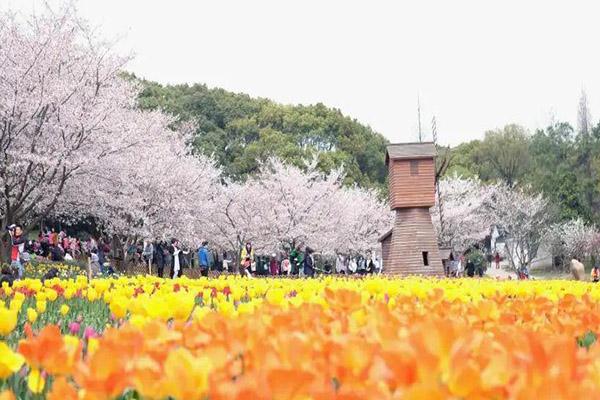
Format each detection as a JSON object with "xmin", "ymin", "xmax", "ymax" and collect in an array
[
  {"xmin": 388, "ymin": 158, "xmax": 435, "ymax": 209},
  {"xmin": 384, "ymin": 208, "xmax": 444, "ymax": 276},
  {"xmin": 381, "ymin": 234, "xmax": 391, "ymax": 271}
]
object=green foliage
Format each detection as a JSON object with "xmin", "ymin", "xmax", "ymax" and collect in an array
[
  {"xmin": 445, "ymin": 121, "xmax": 600, "ymax": 226},
  {"xmin": 467, "ymin": 249, "xmax": 485, "ymax": 269},
  {"xmin": 473, "ymin": 124, "xmax": 531, "ymax": 187},
  {"xmin": 446, "ymin": 140, "xmax": 481, "ymax": 178},
  {"xmin": 577, "ymin": 331, "xmax": 597, "ymax": 350},
  {"xmin": 129, "ymin": 74, "xmax": 388, "ymax": 190}
]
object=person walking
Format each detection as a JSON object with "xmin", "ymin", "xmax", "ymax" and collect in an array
[
  {"xmin": 222, "ymin": 251, "xmax": 231, "ymax": 272},
  {"xmin": 240, "ymin": 242, "xmax": 255, "ymax": 277},
  {"xmin": 303, "ymin": 247, "xmax": 315, "ymax": 278},
  {"xmin": 365, "ymin": 251, "xmax": 376, "ymax": 274},
  {"xmin": 89, "ymin": 249, "xmax": 101, "ymax": 278},
  {"xmin": 297, "ymin": 250, "xmax": 305, "ymax": 277},
  {"xmin": 50, "ymin": 228, "xmax": 58, "ymax": 247},
  {"xmin": 457, "ymin": 255, "xmax": 465, "ymax": 277},
  {"xmin": 9, "ymin": 224, "xmax": 25, "ymax": 279},
  {"xmin": 466, "ymin": 258, "xmax": 475, "ymax": 277},
  {"xmin": 348, "ymin": 256, "xmax": 358, "ymax": 274},
  {"xmin": 494, "ymin": 252, "xmax": 501, "ymax": 269},
  {"xmin": 154, "ymin": 242, "xmax": 165, "ymax": 278},
  {"xmin": 335, "ymin": 253, "xmax": 347, "ymax": 274},
  {"xmin": 97, "ymin": 240, "xmax": 107, "ymax": 269},
  {"xmin": 197, "ymin": 241, "xmax": 210, "ymax": 277},
  {"xmin": 142, "ymin": 240, "xmax": 154, "ymax": 274},
  {"xmin": 373, "ymin": 255, "xmax": 382, "ymax": 274},
  {"xmin": 290, "ymin": 247, "xmax": 302, "ymax": 275},
  {"xmin": 570, "ymin": 257, "xmax": 585, "ymax": 281},
  {"xmin": 269, "ymin": 254, "xmax": 279, "ymax": 276},
  {"xmin": 280, "ymin": 255, "xmax": 291, "ymax": 276},
  {"xmin": 169, "ymin": 239, "xmax": 183, "ymax": 279},
  {"xmin": 592, "ymin": 264, "xmax": 600, "ymax": 283}
]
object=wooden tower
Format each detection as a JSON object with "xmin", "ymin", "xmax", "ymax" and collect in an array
[{"xmin": 379, "ymin": 142, "xmax": 444, "ymax": 276}]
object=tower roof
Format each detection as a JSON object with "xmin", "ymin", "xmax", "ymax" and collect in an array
[{"xmin": 386, "ymin": 142, "xmax": 436, "ymax": 161}]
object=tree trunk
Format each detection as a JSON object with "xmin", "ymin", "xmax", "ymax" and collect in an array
[{"xmin": 0, "ymin": 234, "xmax": 10, "ymax": 264}]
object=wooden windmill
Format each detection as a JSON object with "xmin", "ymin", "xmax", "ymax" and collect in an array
[{"xmin": 379, "ymin": 142, "xmax": 444, "ymax": 275}]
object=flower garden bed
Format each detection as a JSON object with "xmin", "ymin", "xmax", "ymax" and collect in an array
[{"xmin": 1, "ymin": 276, "xmax": 600, "ymax": 399}]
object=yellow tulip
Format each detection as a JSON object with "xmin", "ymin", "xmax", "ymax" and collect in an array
[
  {"xmin": 60, "ymin": 304, "xmax": 70, "ymax": 316},
  {"xmin": 217, "ymin": 301, "xmax": 236, "ymax": 318},
  {"xmin": 192, "ymin": 307, "xmax": 211, "ymax": 323},
  {"xmin": 110, "ymin": 296, "xmax": 129, "ymax": 319},
  {"xmin": 36, "ymin": 300, "xmax": 47, "ymax": 313},
  {"xmin": 0, "ymin": 307, "xmax": 18, "ymax": 336},
  {"xmin": 87, "ymin": 337, "xmax": 99, "ymax": 356},
  {"xmin": 0, "ymin": 342, "xmax": 24, "ymax": 378},
  {"xmin": 159, "ymin": 348, "xmax": 212, "ymax": 400},
  {"xmin": 9, "ymin": 300, "xmax": 22, "ymax": 312},
  {"xmin": 64, "ymin": 288, "xmax": 75, "ymax": 300},
  {"xmin": 46, "ymin": 289, "xmax": 58, "ymax": 301},
  {"xmin": 87, "ymin": 288, "xmax": 98, "ymax": 302},
  {"xmin": 266, "ymin": 288, "xmax": 285, "ymax": 306},
  {"xmin": 27, "ymin": 308, "xmax": 38, "ymax": 323},
  {"xmin": 27, "ymin": 368, "xmax": 45, "ymax": 394}
]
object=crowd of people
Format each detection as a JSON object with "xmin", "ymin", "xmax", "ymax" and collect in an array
[
  {"xmin": 3, "ymin": 223, "xmax": 385, "ymax": 281},
  {"xmin": 445, "ymin": 249, "xmax": 534, "ymax": 280},
  {"xmin": 136, "ymin": 240, "xmax": 384, "ymax": 279},
  {"xmin": 445, "ymin": 249, "xmax": 492, "ymax": 278}
]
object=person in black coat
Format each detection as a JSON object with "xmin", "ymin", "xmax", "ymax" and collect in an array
[
  {"xmin": 0, "ymin": 266, "xmax": 16, "ymax": 287},
  {"xmin": 466, "ymin": 260, "xmax": 476, "ymax": 277},
  {"xmin": 303, "ymin": 247, "xmax": 315, "ymax": 278},
  {"xmin": 154, "ymin": 242, "xmax": 165, "ymax": 278}
]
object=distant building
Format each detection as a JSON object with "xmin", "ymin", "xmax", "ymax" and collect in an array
[{"xmin": 379, "ymin": 142, "xmax": 444, "ymax": 276}]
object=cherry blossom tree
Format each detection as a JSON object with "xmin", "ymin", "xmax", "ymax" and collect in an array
[
  {"xmin": 54, "ymin": 109, "xmax": 222, "ymax": 250},
  {"xmin": 544, "ymin": 218, "xmax": 599, "ymax": 270},
  {"xmin": 432, "ymin": 176, "xmax": 495, "ymax": 252},
  {"xmin": 0, "ymin": 6, "xmax": 142, "ymax": 244},
  {"xmin": 210, "ymin": 158, "xmax": 343, "ymax": 256},
  {"xmin": 332, "ymin": 186, "xmax": 392, "ymax": 256},
  {"xmin": 253, "ymin": 158, "xmax": 344, "ymax": 254},
  {"xmin": 491, "ymin": 185, "xmax": 553, "ymax": 271},
  {"xmin": 0, "ymin": 4, "xmax": 226, "ymax": 261},
  {"xmin": 209, "ymin": 158, "xmax": 390, "ymax": 259},
  {"xmin": 208, "ymin": 181, "xmax": 265, "ymax": 259},
  {"xmin": 0, "ymin": 6, "xmax": 137, "ymax": 228}
]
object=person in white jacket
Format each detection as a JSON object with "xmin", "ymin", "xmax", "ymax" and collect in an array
[
  {"xmin": 348, "ymin": 257, "xmax": 358, "ymax": 274},
  {"xmin": 335, "ymin": 254, "xmax": 347, "ymax": 274}
]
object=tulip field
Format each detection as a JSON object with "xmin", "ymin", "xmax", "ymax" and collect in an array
[{"xmin": 2, "ymin": 276, "xmax": 600, "ymax": 399}]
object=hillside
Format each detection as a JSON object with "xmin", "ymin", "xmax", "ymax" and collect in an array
[{"xmin": 132, "ymin": 75, "xmax": 389, "ymax": 189}]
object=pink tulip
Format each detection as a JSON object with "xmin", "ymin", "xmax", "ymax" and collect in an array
[
  {"xmin": 69, "ymin": 322, "xmax": 81, "ymax": 335},
  {"xmin": 84, "ymin": 326, "xmax": 98, "ymax": 339}
]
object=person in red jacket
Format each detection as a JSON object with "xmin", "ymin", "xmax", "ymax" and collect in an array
[
  {"xmin": 9, "ymin": 224, "xmax": 26, "ymax": 278},
  {"xmin": 269, "ymin": 254, "xmax": 279, "ymax": 276}
]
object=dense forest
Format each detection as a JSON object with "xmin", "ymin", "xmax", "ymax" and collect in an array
[{"xmin": 132, "ymin": 75, "xmax": 389, "ymax": 190}]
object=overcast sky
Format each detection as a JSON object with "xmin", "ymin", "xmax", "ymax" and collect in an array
[{"xmin": 5, "ymin": 0, "xmax": 600, "ymax": 145}]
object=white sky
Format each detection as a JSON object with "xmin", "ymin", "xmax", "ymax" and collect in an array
[{"xmin": 5, "ymin": 0, "xmax": 600, "ymax": 145}]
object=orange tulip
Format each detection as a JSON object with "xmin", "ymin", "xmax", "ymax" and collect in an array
[
  {"xmin": 18, "ymin": 325, "xmax": 82, "ymax": 376},
  {"xmin": 0, "ymin": 390, "xmax": 15, "ymax": 400},
  {"xmin": 48, "ymin": 377, "xmax": 78, "ymax": 400}
]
